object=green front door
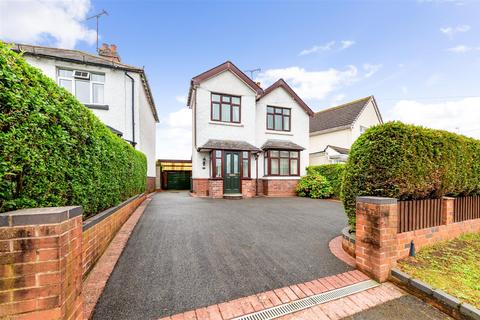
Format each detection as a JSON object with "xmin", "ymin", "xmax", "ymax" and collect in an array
[{"xmin": 224, "ymin": 151, "xmax": 241, "ymax": 194}]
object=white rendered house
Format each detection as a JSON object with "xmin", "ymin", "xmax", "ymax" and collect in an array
[
  {"xmin": 187, "ymin": 61, "xmax": 313, "ymax": 198},
  {"xmin": 309, "ymin": 96, "xmax": 383, "ymax": 165},
  {"xmin": 11, "ymin": 43, "xmax": 159, "ymax": 191}
]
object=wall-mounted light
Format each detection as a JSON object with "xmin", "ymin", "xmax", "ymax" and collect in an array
[{"xmin": 202, "ymin": 157, "xmax": 206, "ymax": 169}]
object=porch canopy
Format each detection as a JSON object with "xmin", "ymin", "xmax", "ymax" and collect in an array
[
  {"xmin": 197, "ymin": 139, "xmax": 261, "ymax": 152},
  {"xmin": 261, "ymin": 139, "xmax": 305, "ymax": 151}
]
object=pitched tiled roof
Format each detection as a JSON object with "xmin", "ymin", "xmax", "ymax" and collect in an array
[
  {"xmin": 261, "ymin": 139, "xmax": 305, "ymax": 151},
  {"xmin": 310, "ymin": 96, "xmax": 374, "ymax": 133},
  {"xmin": 325, "ymin": 145, "xmax": 349, "ymax": 155},
  {"xmin": 10, "ymin": 43, "xmax": 159, "ymax": 122},
  {"xmin": 258, "ymin": 79, "xmax": 314, "ymax": 116},
  {"xmin": 197, "ymin": 139, "xmax": 261, "ymax": 152}
]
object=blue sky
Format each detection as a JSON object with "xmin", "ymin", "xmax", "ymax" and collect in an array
[{"xmin": 1, "ymin": 0, "xmax": 480, "ymax": 158}]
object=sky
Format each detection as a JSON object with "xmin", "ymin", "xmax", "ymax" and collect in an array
[{"xmin": 1, "ymin": 0, "xmax": 480, "ymax": 159}]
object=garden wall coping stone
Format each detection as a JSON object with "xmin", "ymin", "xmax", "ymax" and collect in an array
[
  {"xmin": 342, "ymin": 226, "xmax": 356, "ymax": 244},
  {"xmin": 0, "ymin": 206, "xmax": 83, "ymax": 227},
  {"xmin": 356, "ymin": 196, "xmax": 397, "ymax": 205},
  {"xmin": 391, "ymin": 267, "xmax": 480, "ymax": 320}
]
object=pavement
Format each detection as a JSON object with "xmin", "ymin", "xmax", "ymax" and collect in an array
[
  {"xmin": 345, "ymin": 295, "xmax": 453, "ymax": 320},
  {"xmin": 93, "ymin": 191, "xmax": 352, "ymax": 319}
]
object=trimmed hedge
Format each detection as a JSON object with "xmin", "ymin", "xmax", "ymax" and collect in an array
[
  {"xmin": 296, "ymin": 173, "xmax": 332, "ymax": 199},
  {"xmin": 342, "ymin": 121, "xmax": 480, "ymax": 226},
  {"xmin": 306, "ymin": 164, "xmax": 345, "ymax": 198},
  {"xmin": 0, "ymin": 42, "xmax": 146, "ymax": 217}
]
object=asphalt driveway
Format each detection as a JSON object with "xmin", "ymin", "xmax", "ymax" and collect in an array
[{"xmin": 93, "ymin": 191, "xmax": 352, "ymax": 319}]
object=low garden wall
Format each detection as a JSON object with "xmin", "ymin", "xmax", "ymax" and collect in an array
[
  {"xmin": 82, "ymin": 194, "xmax": 146, "ymax": 277},
  {"xmin": 0, "ymin": 194, "xmax": 146, "ymax": 319},
  {"xmin": 355, "ymin": 196, "xmax": 480, "ymax": 282}
]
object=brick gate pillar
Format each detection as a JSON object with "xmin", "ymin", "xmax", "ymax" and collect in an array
[
  {"xmin": 0, "ymin": 206, "xmax": 83, "ymax": 319},
  {"xmin": 355, "ymin": 197, "xmax": 398, "ymax": 282}
]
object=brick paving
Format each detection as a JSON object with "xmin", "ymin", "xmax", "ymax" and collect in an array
[
  {"xmin": 82, "ymin": 195, "xmax": 153, "ymax": 320},
  {"xmin": 158, "ymin": 270, "xmax": 395, "ymax": 320}
]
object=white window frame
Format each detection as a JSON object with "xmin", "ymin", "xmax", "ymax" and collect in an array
[{"xmin": 57, "ymin": 68, "xmax": 105, "ymax": 105}]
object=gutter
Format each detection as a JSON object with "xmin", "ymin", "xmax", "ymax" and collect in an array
[{"xmin": 125, "ymin": 72, "xmax": 135, "ymax": 146}]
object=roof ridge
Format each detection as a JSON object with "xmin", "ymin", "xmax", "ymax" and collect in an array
[{"xmin": 314, "ymin": 96, "xmax": 372, "ymax": 116}]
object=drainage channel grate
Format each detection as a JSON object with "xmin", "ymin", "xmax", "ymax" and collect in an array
[{"xmin": 234, "ymin": 280, "xmax": 379, "ymax": 320}]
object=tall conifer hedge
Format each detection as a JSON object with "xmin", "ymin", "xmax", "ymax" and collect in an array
[
  {"xmin": 342, "ymin": 121, "xmax": 480, "ymax": 226},
  {"xmin": 0, "ymin": 42, "xmax": 146, "ymax": 217}
]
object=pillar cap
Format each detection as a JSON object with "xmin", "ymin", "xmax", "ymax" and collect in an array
[
  {"xmin": 0, "ymin": 206, "xmax": 83, "ymax": 227},
  {"xmin": 356, "ymin": 196, "xmax": 397, "ymax": 205}
]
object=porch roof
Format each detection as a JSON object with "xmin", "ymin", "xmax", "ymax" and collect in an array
[{"xmin": 197, "ymin": 139, "xmax": 261, "ymax": 152}]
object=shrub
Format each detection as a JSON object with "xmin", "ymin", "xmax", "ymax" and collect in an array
[
  {"xmin": 342, "ymin": 121, "xmax": 480, "ymax": 227},
  {"xmin": 306, "ymin": 164, "xmax": 345, "ymax": 198},
  {"xmin": 296, "ymin": 173, "xmax": 333, "ymax": 199},
  {"xmin": 0, "ymin": 42, "xmax": 147, "ymax": 217}
]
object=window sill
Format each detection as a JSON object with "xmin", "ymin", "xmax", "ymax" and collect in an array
[
  {"xmin": 209, "ymin": 121, "xmax": 243, "ymax": 127},
  {"xmin": 85, "ymin": 104, "xmax": 109, "ymax": 110},
  {"xmin": 265, "ymin": 130, "xmax": 293, "ymax": 136},
  {"xmin": 262, "ymin": 176, "xmax": 301, "ymax": 180}
]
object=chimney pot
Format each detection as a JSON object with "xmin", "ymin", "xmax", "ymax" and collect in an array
[{"xmin": 110, "ymin": 44, "xmax": 117, "ymax": 53}]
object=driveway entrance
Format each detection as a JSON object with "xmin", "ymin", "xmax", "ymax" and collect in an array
[{"xmin": 93, "ymin": 191, "xmax": 352, "ymax": 319}]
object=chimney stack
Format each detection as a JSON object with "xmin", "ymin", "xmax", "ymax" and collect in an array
[{"xmin": 98, "ymin": 43, "xmax": 121, "ymax": 63}]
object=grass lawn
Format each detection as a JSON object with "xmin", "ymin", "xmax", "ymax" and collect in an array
[{"xmin": 398, "ymin": 232, "xmax": 480, "ymax": 308}]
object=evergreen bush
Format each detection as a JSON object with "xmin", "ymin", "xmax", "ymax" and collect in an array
[
  {"xmin": 0, "ymin": 42, "xmax": 147, "ymax": 217},
  {"xmin": 306, "ymin": 164, "xmax": 345, "ymax": 198},
  {"xmin": 296, "ymin": 173, "xmax": 333, "ymax": 199},
  {"xmin": 342, "ymin": 121, "xmax": 480, "ymax": 227}
]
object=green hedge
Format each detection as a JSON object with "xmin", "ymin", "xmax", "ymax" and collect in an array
[
  {"xmin": 0, "ymin": 42, "xmax": 146, "ymax": 217},
  {"xmin": 342, "ymin": 121, "xmax": 480, "ymax": 226},
  {"xmin": 306, "ymin": 164, "xmax": 345, "ymax": 198}
]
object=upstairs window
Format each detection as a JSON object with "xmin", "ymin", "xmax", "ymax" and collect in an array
[
  {"xmin": 57, "ymin": 68, "xmax": 105, "ymax": 105},
  {"xmin": 211, "ymin": 93, "xmax": 241, "ymax": 123},
  {"xmin": 266, "ymin": 106, "xmax": 290, "ymax": 131}
]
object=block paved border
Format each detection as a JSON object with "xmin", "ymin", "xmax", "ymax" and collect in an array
[
  {"xmin": 158, "ymin": 270, "xmax": 409, "ymax": 320},
  {"xmin": 391, "ymin": 268, "xmax": 480, "ymax": 320},
  {"xmin": 329, "ymin": 236, "xmax": 356, "ymax": 267},
  {"xmin": 82, "ymin": 194, "xmax": 154, "ymax": 320}
]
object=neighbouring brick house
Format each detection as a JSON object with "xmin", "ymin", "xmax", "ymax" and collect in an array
[
  {"xmin": 187, "ymin": 61, "xmax": 313, "ymax": 198},
  {"xmin": 10, "ymin": 43, "xmax": 159, "ymax": 192}
]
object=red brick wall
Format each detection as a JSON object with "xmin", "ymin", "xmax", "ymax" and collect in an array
[
  {"xmin": 192, "ymin": 178, "xmax": 209, "ymax": 197},
  {"xmin": 241, "ymin": 179, "xmax": 256, "ymax": 198},
  {"xmin": 208, "ymin": 179, "xmax": 223, "ymax": 199},
  {"xmin": 342, "ymin": 237, "xmax": 356, "ymax": 258},
  {"xmin": 355, "ymin": 196, "xmax": 480, "ymax": 282},
  {"xmin": 82, "ymin": 195, "xmax": 145, "ymax": 278},
  {"xmin": 0, "ymin": 208, "xmax": 84, "ymax": 320},
  {"xmin": 146, "ymin": 177, "xmax": 155, "ymax": 193},
  {"xmin": 261, "ymin": 179, "xmax": 299, "ymax": 197}
]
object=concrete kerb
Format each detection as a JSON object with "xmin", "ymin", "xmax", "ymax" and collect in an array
[{"xmin": 391, "ymin": 268, "xmax": 480, "ymax": 320}]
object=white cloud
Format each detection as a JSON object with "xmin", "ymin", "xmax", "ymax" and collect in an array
[
  {"xmin": 175, "ymin": 95, "xmax": 187, "ymax": 105},
  {"xmin": 440, "ymin": 25, "xmax": 470, "ymax": 37},
  {"xmin": 299, "ymin": 40, "xmax": 356, "ymax": 56},
  {"xmin": 156, "ymin": 108, "xmax": 192, "ymax": 159},
  {"xmin": 363, "ymin": 64, "xmax": 382, "ymax": 78},
  {"xmin": 299, "ymin": 41, "xmax": 335, "ymax": 56},
  {"xmin": 0, "ymin": 0, "xmax": 96, "ymax": 48},
  {"xmin": 340, "ymin": 40, "xmax": 355, "ymax": 50},
  {"xmin": 387, "ymin": 97, "xmax": 480, "ymax": 139},
  {"xmin": 256, "ymin": 65, "xmax": 358, "ymax": 100},
  {"xmin": 447, "ymin": 45, "xmax": 475, "ymax": 53}
]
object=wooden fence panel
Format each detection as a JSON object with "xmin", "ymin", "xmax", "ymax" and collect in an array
[
  {"xmin": 454, "ymin": 195, "xmax": 480, "ymax": 222},
  {"xmin": 398, "ymin": 198, "xmax": 442, "ymax": 233}
]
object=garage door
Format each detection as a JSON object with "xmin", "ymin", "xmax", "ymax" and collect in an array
[{"xmin": 166, "ymin": 171, "xmax": 191, "ymax": 190}]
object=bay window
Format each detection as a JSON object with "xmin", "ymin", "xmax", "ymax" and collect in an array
[
  {"xmin": 211, "ymin": 93, "xmax": 241, "ymax": 123},
  {"xmin": 264, "ymin": 150, "xmax": 299, "ymax": 176}
]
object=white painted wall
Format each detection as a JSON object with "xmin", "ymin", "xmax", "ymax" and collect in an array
[
  {"xmin": 192, "ymin": 70, "xmax": 257, "ymax": 179},
  {"xmin": 255, "ymin": 87, "xmax": 310, "ymax": 177},
  {"xmin": 23, "ymin": 55, "xmax": 157, "ymax": 177},
  {"xmin": 351, "ymin": 99, "xmax": 381, "ymax": 141},
  {"xmin": 309, "ymin": 129, "xmax": 352, "ymax": 154}
]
